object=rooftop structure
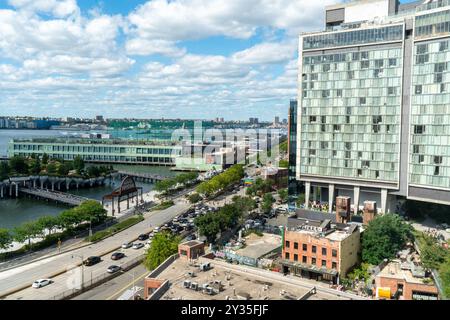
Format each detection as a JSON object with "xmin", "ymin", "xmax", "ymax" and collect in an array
[{"xmin": 143, "ymin": 254, "xmax": 365, "ymax": 300}]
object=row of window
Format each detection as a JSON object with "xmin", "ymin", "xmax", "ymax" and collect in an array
[
  {"xmin": 284, "ymin": 252, "xmax": 338, "ymax": 270},
  {"xmin": 285, "ymin": 241, "xmax": 337, "ymax": 256}
]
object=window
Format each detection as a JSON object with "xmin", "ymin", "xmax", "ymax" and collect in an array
[
  {"xmin": 311, "ymin": 258, "xmax": 316, "ymax": 265},
  {"xmin": 285, "ymin": 241, "xmax": 290, "ymax": 248},
  {"xmin": 321, "ymin": 116, "xmax": 326, "ymax": 123},
  {"xmin": 312, "ymin": 245, "xmax": 317, "ymax": 254},
  {"xmin": 285, "ymin": 252, "xmax": 290, "ymax": 259},
  {"xmin": 418, "ymin": 154, "xmax": 425, "ymax": 163},
  {"xmin": 321, "ymin": 124, "xmax": 326, "ymax": 132},
  {"xmin": 333, "ymin": 150, "xmax": 337, "ymax": 157},
  {"xmin": 361, "ymin": 52, "xmax": 368, "ymax": 60},
  {"xmin": 345, "ymin": 142, "xmax": 352, "ymax": 150},
  {"xmin": 352, "ymin": 52, "xmax": 360, "ymax": 61},
  {"xmin": 362, "ymin": 160, "xmax": 370, "ymax": 168},
  {"xmin": 323, "ymin": 64, "xmax": 330, "ymax": 72},
  {"xmin": 434, "ymin": 156, "xmax": 443, "ymax": 164},
  {"xmin": 332, "ymin": 249, "xmax": 337, "ymax": 257},
  {"xmin": 434, "ymin": 166, "xmax": 440, "ymax": 176},
  {"xmin": 435, "ymin": 62, "xmax": 446, "ymax": 73},
  {"xmin": 336, "ymin": 89, "xmax": 343, "ymax": 97},
  {"xmin": 332, "ymin": 262, "xmax": 337, "ymax": 269},
  {"xmin": 321, "ymin": 260, "xmax": 327, "ymax": 267},
  {"xmin": 333, "ymin": 124, "xmax": 341, "ymax": 132},
  {"xmin": 302, "ymin": 244, "xmax": 307, "ymax": 251},
  {"xmin": 413, "ymin": 145, "xmax": 420, "ymax": 154},
  {"xmin": 360, "ymin": 97, "xmax": 366, "ymax": 105},
  {"xmin": 347, "ymin": 71, "xmax": 354, "ymax": 79},
  {"xmin": 373, "ymin": 115, "xmax": 382, "ymax": 124},
  {"xmin": 345, "ymin": 151, "xmax": 351, "ymax": 159},
  {"xmin": 358, "ymin": 151, "xmax": 363, "ymax": 159},
  {"xmin": 346, "ymin": 116, "xmax": 350, "ymax": 124},
  {"xmin": 294, "ymin": 254, "xmax": 298, "ymax": 261},
  {"xmin": 375, "ymin": 59, "xmax": 384, "ymax": 68},
  {"xmin": 388, "ymin": 87, "xmax": 396, "ymax": 95},
  {"xmin": 309, "ymin": 116, "xmax": 317, "ymax": 123},
  {"xmin": 416, "ymin": 54, "xmax": 429, "ymax": 64},
  {"xmin": 435, "ymin": 73, "xmax": 443, "ymax": 83},
  {"xmin": 322, "ymin": 90, "xmax": 330, "ymax": 98},
  {"xmin": 441, "ymin": 83, "xmax": 446, "ymax": 93},
  {"xmin": 357, "ymin": 169, "xmax": 362, "ymax": 177},
  {"xmin": 376, "ymin": 170, "xmax": 380, "ymax": 179},
  {"xmin": 302, "ymin": 256, "xmax": 307, "ymax": 263},
  {"xmin": 415, "ymin": 85, "xmax": 422, "ymax": 95},
  {"xmin": 414, "ymin": 125, "xmax": 425, "ymax": 134},
  {"xmin": 389, "ymin": 58, "xmax": 397, "ymax": 67},
  {"xmin": 322, "ymin": 248, "xmax": 327, "ymax": 256},
  {"xmin": 294, "ymin": 242, "xmax": 298, "ymax": 250},
  {"xmin": 439, "ymin": 41, "xmax": 448, "ymax": 51},
  {"xmin": 417, "ymin": 44, "xmax": 428, "ymax": 54},
  {"xmin": 360, "ymin": 60, "xmax": 369, "ymax": 69}
]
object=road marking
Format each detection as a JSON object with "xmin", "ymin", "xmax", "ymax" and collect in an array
[{"xmin": 105, "ymin": 270, "xmax": 149, "ymax": 300}]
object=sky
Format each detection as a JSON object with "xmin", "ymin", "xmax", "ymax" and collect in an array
[{"xmin": 0, "ymin": 0, "xmax": 342, "ymax": 120}]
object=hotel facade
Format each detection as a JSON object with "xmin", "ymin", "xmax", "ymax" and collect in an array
[{"xmin": 296, "ymin": 0, "xmax": 450, "ymax": 213}]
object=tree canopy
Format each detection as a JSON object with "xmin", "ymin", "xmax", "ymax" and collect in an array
[
  {"xmin": 144, "ymin": 231, "xmax": 181, "ymax": 271},
  {"xmin": 361, "ymin": 214, "xmax": 414, "ymax": 265}
]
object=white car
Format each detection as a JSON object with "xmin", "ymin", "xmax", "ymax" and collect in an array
[
  {"xmin": 132, "ymin": 242, "xmax": 145, "ymax": 249},
  {"xmin": 32, "ymin": 279, "xmax": 52, "ymax": 288},
  {"xmin": 122, "ymin": 242, "xmax": 133, "ymax": 249}
]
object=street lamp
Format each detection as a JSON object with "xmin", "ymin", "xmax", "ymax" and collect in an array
[{"xmin": 71, "ymin": 254, "xmax": 84, "ymax": 291}]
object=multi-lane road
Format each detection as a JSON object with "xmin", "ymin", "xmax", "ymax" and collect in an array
[{"xmin": 0, "ymin": 201, "xmax": 190, "ymax": 300}]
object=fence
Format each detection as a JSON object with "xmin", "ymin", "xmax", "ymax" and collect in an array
[{"xmin": 49, "ymin": 254, "xmax": 145, "ymax": 300}]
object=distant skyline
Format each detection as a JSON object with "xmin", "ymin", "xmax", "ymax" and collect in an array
[{"xmin": 0, "ymin": 0, "xmax": 345, "ymax": 120}]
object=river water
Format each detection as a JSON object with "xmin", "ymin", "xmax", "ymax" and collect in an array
[{"xmin": 0, "ymin": 130, "xmax": 176, "ymax": 230}]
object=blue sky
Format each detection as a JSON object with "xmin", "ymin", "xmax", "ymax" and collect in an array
[{"xmin": 0, "ymin": 0, "xmax": 410, "ymax": 121}]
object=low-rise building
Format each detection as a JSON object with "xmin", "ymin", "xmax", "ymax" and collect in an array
[
  {"xmin": 280, "ymin": 209, "xmax": 362, "ymax": 284},
  {"xmin": 375, "ymin": 247, "xmax": 439, "ymax": 300}
]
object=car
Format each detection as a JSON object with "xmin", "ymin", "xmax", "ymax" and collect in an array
[
  {"xmin": 32, "ymin": 279, "xmax": 52, "ymax": 288},
  {"xmin": 111, "ymin": 252, "xmax": 125, "ymax": 260},
  {"xmin": 122, "ymin": 242, "xmax": 133, "ymax": 249},
  {"xmin": 84, "ymin": 256, "xmax": 101, "ymax": 266},
  {"xmin": 107, "ymin": 265, "xmax": 122, "ymax": 274},
  {"xmin": 186, "ymin": 234, "xmax": 196, "ymax": 241},
  {"xmin": 132, "ymin": 243, "xmax": 145, "ymax": 249},
  {"xmin": 146, "ymin": 239, "xmax": 152, "ymax": 245},
  {"xmin": 138, "ymin": 234, "xmax": 149, "ymax": 241}
]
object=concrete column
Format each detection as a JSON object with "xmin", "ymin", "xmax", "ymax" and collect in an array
[
  {"xmin": 305, "ymin": 181, "xmax": 311, "ymax": 209},
  {"xmin": 9, "ymin": 184, "xmax": 12, "ymax": 196},
  {"xmin": 381, "ymin": 189, "xmax": 388, "ymax": 214},
  {"xmin": 51, "ymin": 182, "xmax": 55, "ymax": 192},
  {"xmin": 118, "ymin": 198, "xmax": 121, "ymax": 213},
  {"xmin": 33, "ymin": 180, "xmax": 36, "ymax": 188},
  {"xmin": 354, "ymin": 186, "xmax": 360, "ymax": 215},
  {"xmin": 1, "ymin": 186, "xmax": 3, "ymax": 198},
  {"xmin": 112, "ymin": 198, "xmax": 115, "ymax": 216},
  {"xmin": 127, "ymin": 196, "xmax": 130, "ymax": 209},
  {"xmin": 15, "ymin": 184, "xmax": 18, "ymax": 198},
  {"xmin": 312, "ymin": 186, "xmax": 317, "ymax": 202},
  {"xmin": 41, "ymin": 180, "xmax": 44, "ymax": 189},
  {"xmin": 328, "ymin": 184, "xmax": 335, "ymax": 213}
]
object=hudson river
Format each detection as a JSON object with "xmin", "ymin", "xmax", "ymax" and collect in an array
[{"xmin": 0, "ymin": 129, "xmax": 174, "ymax": 229}]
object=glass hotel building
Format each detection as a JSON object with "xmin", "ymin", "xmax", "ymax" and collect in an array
[{"xmin": 296, "ymin": 0, "xmax": 450, "ymax": 213}]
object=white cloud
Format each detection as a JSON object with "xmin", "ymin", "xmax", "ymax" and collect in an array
[
  {"xmin": 231, "ymin": 41, "xmax": 297, "ymax": 65},
  {"xmin": 8, "ymin": 0, "xmax": 79, "ymax": 18},
  {"xmin": 125, "ymin": 39, "xmax": 186, "ymax": 57}
]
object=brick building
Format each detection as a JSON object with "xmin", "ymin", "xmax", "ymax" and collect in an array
[
  {"xmin": 280, "ymin": 210, "xmax": 361, "ymax": 284},
  {"xmin": 178, "ymin": 240, "xmax": 205, "ymax": 261}
]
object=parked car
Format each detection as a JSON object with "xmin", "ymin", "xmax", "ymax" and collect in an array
[
  {"xmin": 186, "ymin": 234, "xmax": 197, "ymax": 241},
  {"xmin": 32, "ymin": 279, "xmax": 52, "ymax": 288},
  {"xmin": 122, "ymin": 242, "xmax": 133, "ymax": 249},
  {"xmin": 111, "ymin": 252, "xmax": 125, "ymax": 261},
  {"xmin": 84, "ymin": 256, "xmax": 101, "ymax": 266},
  {"xmin": 107, "ymin": 265, "xmax": 122, "ymax": 274},
  {"xmin": 138, "ymin": 234, "xmax": 149, "ymax": 241},
  {"xmin": 132, "ymin": 243, "xmax": 145, "ymax": 249}
]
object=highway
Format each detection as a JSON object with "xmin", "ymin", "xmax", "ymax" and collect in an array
[
  {"xmin": 72, "ymin": 264, "xmax": 148, "ymax": 300},
  {"xmin": 0, "ymin": 200, "xmax": 190, "ymax": 300}
]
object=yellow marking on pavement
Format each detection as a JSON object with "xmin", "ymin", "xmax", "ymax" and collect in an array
[{"xmin": 105, "ymin": 270, "xmax": 149, "ymax": 300}]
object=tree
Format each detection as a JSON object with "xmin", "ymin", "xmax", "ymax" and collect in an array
[
  {"xmin": 144, "ymin": 231, "xmax": 181, "ymax": 271},
  {"xmin": 195, "ymin": 214, "xmax": 221, "ymax": 243},
  {"xmin": 87, "ymin": 166, "xmax": 101, "ymax": 177},
  {"xmin": 188, "ymin": 193, "xmax": 202, "ymax": 204},
  {"xmin": 278, "ymin": 189, "xmax": 288, "ymax": 203},
  {"xmin": 279, "ymin": 159, "xmax": 289, "ymax": 168},
  {"xmin": 41, "ymin": 153, "xmax": 49, "ymax": 165},
  {"xmin": 261, "ymin": 193, "xmax": 275, "ymax": 214},
  {"xmin": 46, "ymin": 162, "xmax": 57, "ymax": 175},
  {"xmin": 439, "ymin": 256, "xmax": 450, "ymax": 299},
  {"xmin": 73, "ymin": 156, "xmax": 85, "ymax": 174},
  {"xmin": 57, "ymin": 210, "xmax": 83, "ymax": 231},
  {"xmin": 57, "ymin": 161, "xmax": 73, "ymax": 176},
  {"xmin": 35, "ymin": 216, "xmax": 58, "ymax": 236},
  {"xmin": 0, "ymin": 228, "xmax": 12, "ymax": 250},
  {"xmin": 361, "ymin": 214, "xmax": 414, "ymax": 265},
  {"xmin": 75, "ymin": 200, "xmax": 107, "ymax": 224},
  {"xmin": 417, "ymin": 233, "xmax": 448, "ymax": 270},
  {"xmin": 0, "ymin": 161, "xmax": 9, "ymax": 180},
  {"xmin": 9, "ymin": 156, "xmax": 28, "ymax": 175},
  {"xmin": 13, "ymin": 221, "xmax": 43, "ymax": 247},
  {"xmin": 29, "ymin": 158, "xmax": 41, "ymax": 175}
]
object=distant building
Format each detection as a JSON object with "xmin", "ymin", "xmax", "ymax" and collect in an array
[
  {"xmin": 274, "ymin": 116, "xmax": 280, "ymax": 125},
  {"xmin": 95, "ymin": 115, "xmax": 104, "ymax": 122},
  {"xmin": 280, "ymin": 208, "xmax": 362, "ymax": 284}
]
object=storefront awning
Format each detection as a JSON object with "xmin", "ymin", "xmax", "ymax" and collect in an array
[{"xmin": 280, "ymin": 259, "xmax": 338, "ymax": 276}]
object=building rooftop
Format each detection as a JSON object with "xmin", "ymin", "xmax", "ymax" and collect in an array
[
  {"xmin": 11, "ymin": 138, "xmax": 181, "ymax": 147},
  {"xmin": 152, "ymin": 257, "xmax": 353, "ymax": 300},
  {"xmin": 234, "ymin": 233, "xmax": 281, "ymax": 260},
  {"xmin": 377, "ymin": 260, "xmax": 432, "ymax": 285}
]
